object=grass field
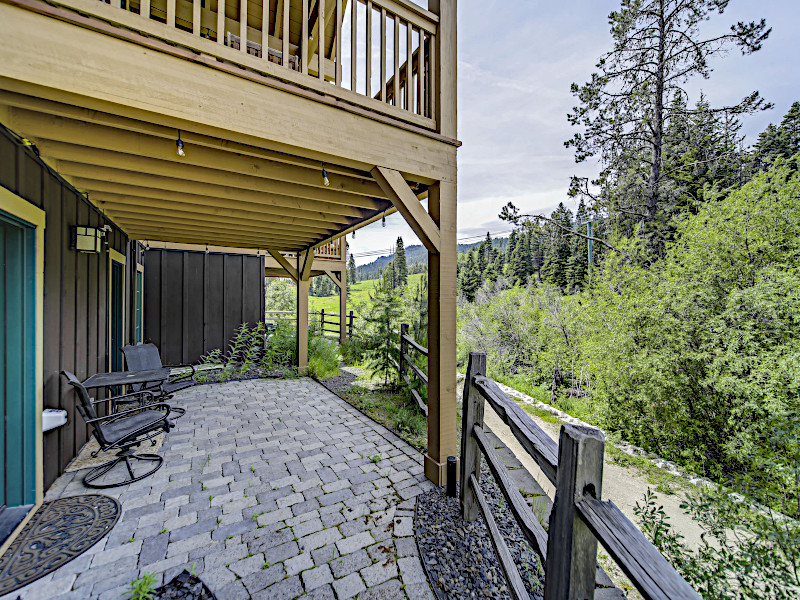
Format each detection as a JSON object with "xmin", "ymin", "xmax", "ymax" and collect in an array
[{"xmin": 308, "ymin": 273, "xmax": 424, "ymax": 315}]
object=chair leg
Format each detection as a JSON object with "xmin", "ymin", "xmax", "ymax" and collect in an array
[{"xmin": 83, "ymin": 450, "xmax": 164, "ymax": 489}]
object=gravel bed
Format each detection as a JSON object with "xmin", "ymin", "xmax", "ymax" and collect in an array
[
  {"xmin": 317, "ymin": 364, "xmax": 367, "ymax": 395},
  {"xmin": 415, "ymin": 468, "xmax": 544, "ymax": 600}
]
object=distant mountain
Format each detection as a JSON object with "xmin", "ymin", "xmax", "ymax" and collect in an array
[{"xmin": 355, "ymin": 237, "xmax": 509, "ymax": 280}]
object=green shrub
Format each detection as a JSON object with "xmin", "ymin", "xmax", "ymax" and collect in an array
[
  {"xmin": 340, "ymin": 337, "xmax": 367, "ymax": 364},
  {"xmin": 308, "ymin": 335, "xmax": 340, "ymax": 379}
]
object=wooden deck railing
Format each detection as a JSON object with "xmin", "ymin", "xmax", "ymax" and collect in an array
[
  {"xmin": 398, "ymin": 323, "xmax": 427, "ymax": 415},
  {"xmin": 67, "ymin": 0, "xmax": 438, "ymax": 128},
  {"xmin": 460, "ymin": 352, "xmax": 701, "ymax": 600}
]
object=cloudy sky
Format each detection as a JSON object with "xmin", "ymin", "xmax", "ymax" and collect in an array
[{"xmin": 350, "ymin": 0, "xmax": 799, "ymax": 265}]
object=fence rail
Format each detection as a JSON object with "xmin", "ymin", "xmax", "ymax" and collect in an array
[
  {"xmin": 460, "ymin": 352, "xmax": 700, "ymax": 600},
  {"xmin": 398, "ymin": 323, "xmax": 427, "ymax": 415},
  {"xmin": 264, "ymin": 309, "xmax": 357, "ymax": 338}
]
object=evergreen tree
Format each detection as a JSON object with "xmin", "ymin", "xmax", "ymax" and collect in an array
[
  {"xmin": 509, "ymin": 230, "xmax": 532, "ymax": 285},
  {"xmin": 395, "ymin": 237, "xmax": 408, "ymax": 290},
  {"xmin": 348, "ymin": 254, "xmax": 357, "ymax": 284},
  {"xmin": 362, "ymin": 275, "xmax": 402, "ymax": 387},
  {"xmin": 566, "ymin": 0, "xmax": 770, "ymax": 246},
  {"xmin": 458, "ymin": 250, "xmax": 481, "ymax": 302},
  {"xmin": 541, "ymin": 204, "xmax": 573, "ymax": 289},
  {"xmin": 753, "ymin": 102, "xmax": 800, "ymax": 168}
]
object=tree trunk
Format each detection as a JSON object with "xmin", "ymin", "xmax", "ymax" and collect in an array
[{"xmin": 646, "ymin": 0, "xmax": 667, "ymax": 224}]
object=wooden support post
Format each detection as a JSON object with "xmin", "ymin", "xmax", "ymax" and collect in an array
[
  {"xmin": 296, "ymin": 275, "xmax": 310, "ymax": 374},
  {"xmin": 339, "ymin": 275, "xmax": 347, "ymax": 344},
  {"xmin": 302, "ymin": 0, "xmax": 309, "ymax": 74},
  {"xmin": 240, "ymin": 0, "xmax": 247, "ymax": 52},
  {"xmin": 141, "ymin": 0, "xmax": 150, "ymax": 19},
  {"xmin": 167, "ymin": 0, "xmax": 176, "ymax": 27},
  {"xmin": 217, "ymin": 0, "xmax": 225, "ymax": 44},
  {"xmin": 192, "ymin": 0, "xmax": 201, "ymax": 35},
  {"xmin": 282, "ymin": 0, "xmax": 290, "ymax": 67},
  {"xmin": 425, "ymin": 180, "xmax": 457, "ymax": 486},
  {"xmin": 460, "ymin": 352, "xmax": 485, "ymax": 520},
  {"xmin": 399, "ymin": 323, "xmax": 408, "ymax": 382},
  {"xmin": 544, "ymin": 425, "xmax": 605, "ymax": 600},
  {"xmin": 318, "ymin": 0, "xmax": 326, "ymax": 80},
  {"xmin": 320, "ymin": 308, "xmax": 325, "ymax": 331}
]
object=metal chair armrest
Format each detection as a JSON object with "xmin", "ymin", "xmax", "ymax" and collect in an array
[{"xmin": 85, "ymin": 402, "xmax": 171, "ymax": 425}]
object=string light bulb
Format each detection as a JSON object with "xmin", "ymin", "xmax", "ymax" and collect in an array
[
  {"xmin": 352, "ymin": 229, "xmax": 355, "ymax": 239},
  {"xmin": 382, "ymin": 213, "xmax": 386, "ymax": 227},
  {"xmin": 322, "ymin": 163, "xmax": 330, "ymax": 187},
  {"xmin": 176, "ymin": 130, "xmax": 186, "ymax": 157}
]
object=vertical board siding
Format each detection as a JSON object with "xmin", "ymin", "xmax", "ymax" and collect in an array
[
  {"xmin": 0, "ymin": 126, "xmax": 129, "ymax": 489},
  {"xmin": 143, "ymin": 249, "xmax": 265, "ymax": 365}
]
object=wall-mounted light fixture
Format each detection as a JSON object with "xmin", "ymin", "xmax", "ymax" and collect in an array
[{"xmin": 72, "ymin": 225, "xmax": 112, "ymax": 253}]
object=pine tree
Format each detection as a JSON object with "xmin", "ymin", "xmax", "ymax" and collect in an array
[
  {"xmin": 362, "ymin": 275, "xmax": 402, "ymax": 387},
  {"xmin": 348, "ymin": 254, "xmax": 357, "ymax": 284},
  {"xmin": 754, "ymin": 102, "xmax": 800, "ymax": 168},
  {"xmin": 459, "ymin": 250, "xmax": 481, "ymax": 302},
  {"xmin": 566, "ymin": 0, "xmax": 770, "ymax": 244},
  {"xmin": 541, "ymin": 204, "xmax": 573, "ymax": 289},
  {"xmin": 395, "ymin": 236, "xmax": 408, "ymax": 290}
]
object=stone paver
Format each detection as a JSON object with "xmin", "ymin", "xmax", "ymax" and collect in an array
[{"xmin": 5, "ymin": 378, "xmax": 435, "ymax": 600}]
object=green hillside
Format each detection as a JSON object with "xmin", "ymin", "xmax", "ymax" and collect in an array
[{"xmin": 309, "ymin": 273, "xmax": 424, "ymax": 315}]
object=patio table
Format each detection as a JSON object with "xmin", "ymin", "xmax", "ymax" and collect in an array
[{"xmin": 81, "ymin": 368, "xmax": 171, "ymax": 390}]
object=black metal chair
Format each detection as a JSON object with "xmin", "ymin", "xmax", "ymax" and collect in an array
[
  {"xmin": 122, "ymin": 343, "xmax": 196, "ymax": 399},
  {"xmin": 62, "ymin": 371, "xmax": 172, "ymax": 488}
]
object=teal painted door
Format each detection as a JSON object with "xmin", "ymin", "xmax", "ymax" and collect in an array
[
  {"xmin": 110, "ymin": 259, "xmax": 124, "ymax": 373},
  {"xmin": 0, "ymin": 210, "xmax": 37, "ymax": 517}
]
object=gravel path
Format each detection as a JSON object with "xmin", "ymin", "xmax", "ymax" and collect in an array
[{"xmin": 415, "ymin": 471, "xmax": 544, "ymax": 600}]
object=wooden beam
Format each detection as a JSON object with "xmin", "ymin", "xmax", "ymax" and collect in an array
[
  {"xmin": 78, "ymin": 181, "xmax": 358, "ymax": 223},
  {"xmin": 10, "ymin": 111, "xmax": 389, "ymax": 198},
  {"xmin": 133, "ymin": 231, "xmax": 303, "ymax": 251},
  {"xmin": 108, "ymin": 214, "xmax": 315, "ymax": 242},
  {"xmin": 53, "ymin": 157, "xmax": 381, "ymax": 210},
  {"xmin": 92, "ymin": 192, "xmax": 348, "ymax": 230},
  {"xmin": 63, "ymin": 167, "xmax": 374, "ymax": 218},
  {"xmin": 100, "ymin": 204, "xmax": 331, "ymax": 237},
  {"xmin": 268, "ymin": 249, "xmax": 299, "ymax": 281},
  {"xmin": 299, "ymin": 249, "xmax": 314, "ymax": 280},
  {"xmin": 0, "ymin": 92, "xmax": 384, "ymax": 181},
  {"xmin": 371, "ymin": 166, "xmax": 440, "ymax": 253},
  {"xmin": 274, "ymin": 0, "xmax": 284, "ymax": 37},
  {"xmin": 324, "ymin": 269, "xmax": 343, "ymax": 290}
]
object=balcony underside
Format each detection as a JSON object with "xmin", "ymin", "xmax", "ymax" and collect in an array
[{"xmin": 0, "ymin": 0, "xmax": 456, "ymax": 250}]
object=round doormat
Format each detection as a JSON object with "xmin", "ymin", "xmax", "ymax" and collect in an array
[{"xmin": 0, "ymin": 494, "xmax": 120, "ymax": 596}]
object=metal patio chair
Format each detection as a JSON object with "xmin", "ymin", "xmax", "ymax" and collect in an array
[
  {"xmin": 62, "ymin": 370, "xmax": 172, "ymax": 488},
  {"xmin": 122, "ymin": 342, "xmax": 196, "ymax": 399}
]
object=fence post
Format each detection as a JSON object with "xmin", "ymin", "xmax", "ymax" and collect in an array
[
  {"xmin": 399, "ymin": 323, "xmax": 408, "ymax": 382},
  {"xmin": 544, "ymin": 424, "xmax": 605, "ymax": 600},
  {"xmin": 348, "ymin": 310, "xmax": 354, "ymax": 337},
  {"xmin": 320, "ymin": 309, "xmax": 325, "ymax": 331},
  {"xmin": 459, "ymin": 352, "xmax": 486, "ymax": 520}
]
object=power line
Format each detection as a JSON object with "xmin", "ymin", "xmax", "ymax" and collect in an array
[{"xmin": 351, "ymin": 229, "xmax": 514, "ymax": 259}]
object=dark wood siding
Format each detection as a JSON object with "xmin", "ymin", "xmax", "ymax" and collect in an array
[
  {"xmin": 0, "ymin": 124, "xmax": 129, "ymax": 489},
  {"xmin": 143, "ymin": 248, "xmax": 265, "ymax": 365}
]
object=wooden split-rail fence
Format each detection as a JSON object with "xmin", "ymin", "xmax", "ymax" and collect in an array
[
  {"xmin": 398, "ymin": 323, "xmax": 428, "ymax": 415},
  {"xmin": 460, "ymin": 352, "xmax": 700, "ymax": 600},
  {"xmin": 264, "ymin": 310, "xmax": 357, "ymax": 338}
]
